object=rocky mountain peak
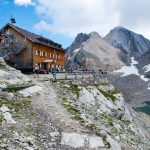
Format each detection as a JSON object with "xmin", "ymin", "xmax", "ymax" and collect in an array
[
  {"xmin": 89, "ymin": 31, "xmax": 101, "ymax": 38},
  {"xmin": 112, "ymin": 26, "xmax": 129, "ymax": 32},
  {"xmin": 66, "ymin": 30, "xmax": 124, "ymax": 71},
  {"xmin": 104, "ymin": 26, "xmax": 150, "ymax": 57},
  {"xmin": 75, "ymin": 32, "xmax": 89, "ymax": 42},
  {"xmin": 67, "ymin": 32, "xmax": 89, "ymax": 52}
]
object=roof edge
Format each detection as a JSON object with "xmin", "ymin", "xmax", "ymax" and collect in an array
[{"xmin": 1, "ymin": 23, "xmax": 35, "ymax": 42}]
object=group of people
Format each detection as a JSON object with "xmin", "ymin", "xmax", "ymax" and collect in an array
[
  {"xmin": 33, "ymin": 64, "xmax": 39, "ymax": 78},
  {"xmin": 33, "ymin": 64, "xmax": 65, "ymax": 78}
]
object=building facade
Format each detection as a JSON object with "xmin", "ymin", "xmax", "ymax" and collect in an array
[{"xmin": 0, "ymin": 23, "xmax": 65, "ymax": 72}]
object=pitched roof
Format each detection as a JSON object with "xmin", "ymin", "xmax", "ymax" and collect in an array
[{"xmin": 1, "ymin": 23, "xmax": 64, "ymax": 51}]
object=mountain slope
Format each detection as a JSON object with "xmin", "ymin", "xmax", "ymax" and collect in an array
[
  {"xmin": 66, "ymin": 32, "xmax": 124, "ymax": 71},
  {"xmin": 104, "ymin": 26, "xmax": 150, "ymax": 58}
]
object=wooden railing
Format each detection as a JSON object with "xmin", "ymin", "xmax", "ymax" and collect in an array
[
  {"xmin": 52, "ymin": 71, "xmax": 108, "ymax": 81},
  {"xmin": 0, "ymin": 34, "xmax": 27, "ymax": 57}
]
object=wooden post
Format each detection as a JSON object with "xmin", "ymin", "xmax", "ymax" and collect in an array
[
  {"xmin": 65, "ymin": 72, "xmax": 67, "ymax": 79},
  {"xmin": 82, "ymin": 73, "xmax": 84, "ymax": 79},
  {"xmin": 53, "ymin": 73, "xmax": 56, "ymax": 81},
  {"xmin": 75, "ymin": 71, "xmax": 77, "ymax": 79}
]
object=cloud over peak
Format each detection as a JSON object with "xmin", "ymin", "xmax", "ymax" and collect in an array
[
  {"xmin": 14, "ymin": 0, "xmax": 150, "ymax": 39},
  {"xmin": 34, "ymin": 0, "xmax": 119, "ymax": 37}
]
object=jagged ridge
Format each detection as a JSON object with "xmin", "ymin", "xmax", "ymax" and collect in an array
[{"xmin": 104, "ymin": 26, "xmax": 150, "ymax": 58}]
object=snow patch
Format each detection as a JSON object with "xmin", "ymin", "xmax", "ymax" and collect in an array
[
  {"xmin": 68, "ymin": 57, "xmax": 71, "ymax": 60},
  {"xmin": 19, "ymin": 85, "xmax": 43, "ymax": 97},
  {"xmin": 115, "ymin": 57, "xmax": 149, "ymax": 81},
  {"xmin": 140, "ymin": 75, "xmax": 149, "ymax": 82},
  {"xmin": 143, "ymin": 64, "xmax": 150, "ymax": 72},
  {"xmin": 74, "ymin": 48, "xmax": 80, "ymax": 53}
]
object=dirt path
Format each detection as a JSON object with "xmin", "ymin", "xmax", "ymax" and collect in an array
[{"xmin": 29, "ymin": 75, "xmax": 86, "ymax": 133}]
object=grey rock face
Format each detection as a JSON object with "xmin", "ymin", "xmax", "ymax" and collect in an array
[
  {"xmin": 66, "ymin": 33, "xmax": 89, "ymax": 52},
  {"xmin": 137, "ymin": 51, "xmax": 150, "ymax": 77},
  {"xmin": 104, "ymin": 26, "xmax": 150, "ymax": 58},
  {"xmin": 66, "ymin": 31, "xmax": 124, "ymax": 71}
]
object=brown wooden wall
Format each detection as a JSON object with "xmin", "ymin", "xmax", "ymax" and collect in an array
[
  {"xmin": 3, "ymin": 26, "xmax": 33, "ymax": 70},
  {"xmin": 33, "ymin": 44, "xmax": 65, "ymax": 69},
  {"xmin": 2, "ymin": 26, "xmax": 65, "ymax": 71}
]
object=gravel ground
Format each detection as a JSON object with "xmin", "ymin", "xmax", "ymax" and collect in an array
[{"xmin": 30, "ymin": 75, "xmax": 87, "ymax": 133}]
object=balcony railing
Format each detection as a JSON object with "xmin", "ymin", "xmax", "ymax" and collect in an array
[{"xmin": 0, "ymin": 34, "xmax": 27, "ymax": 57}]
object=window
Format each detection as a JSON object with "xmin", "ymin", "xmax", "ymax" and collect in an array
[
  {"xmin": 36, "ymin": 51, "xmax": 40, "ymax": 56},
  {"xmin": 55, "ymin": 54, "xmax": 58, "ymax": 59},
  {"xmin": 43, "ymin": 51, "xmax": 46, "ymax": 57},
  {"xmin": 2, "ymin": 39, "xmax": 4, "ymax": 44}
]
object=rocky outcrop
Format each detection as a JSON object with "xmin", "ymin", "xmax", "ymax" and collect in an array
[
  {"xmin": 1, "ymin": 57, "xmax": 150, "ymax": 150},
  {"xmin": 0, "ymin": 58, "xmax": 31, "ymax": 88},
  {"xmin": 54, "ymin": 81, "xmax": 150, "ymax": 150},
  {"xmin": 104, "ymin": 26, "xmax": 150, "ymax": 58},
  {"xmin": 66, "ymin": 32, "xmax": 124, "ymax": 71}
]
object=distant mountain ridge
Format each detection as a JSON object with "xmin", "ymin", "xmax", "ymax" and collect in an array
[
  {"xmin": 104, "ymin": 26, "xmax": 150, "ymax": 58},
  {"xmin": 66, "ymin": 31, "xmax": 124, "ymax": 71}
]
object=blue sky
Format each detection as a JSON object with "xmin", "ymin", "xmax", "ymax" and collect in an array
[
  {"xmin": 0, "ymin": 0, "xmax": 74, "ymax": 48},
  {"xmin": 1, "ymin": 0, "xmax": 150, "ymax": 48}
]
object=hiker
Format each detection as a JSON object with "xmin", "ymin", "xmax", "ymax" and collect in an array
[{"xmin": 33, "ymin": 64, "xmax": 39, "ymax": 78}]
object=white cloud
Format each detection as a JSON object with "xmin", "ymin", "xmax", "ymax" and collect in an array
[
  {"xmin": 14, "ymin": 0, "xmax": 34, "ymax": 6},
  {"xmin": 117, "ymin": 0, "xmax": 150, "ymax": 39},
  {"xmin": 34, "ymin": 0, "xmax": 119, "ymax": 37},
  {"xmin": 33, "ymin": 0, "xmax": 150, "ymax": 39}
]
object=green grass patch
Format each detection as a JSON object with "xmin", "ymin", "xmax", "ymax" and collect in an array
[
  {"xmin": 100, "ymin": 82, "xmax": 109, "ymax": 86},
  {"xmin": 99, "ymin": 90, "xmax": 117, "ymax": 102},
  {"xmin": 0, "ymin": 98, "xmax": 31, "ymax": 112},
  {"xmin": 121, "ymin": 120, "xmax": 131, "ymax": 126},
  {"xmin": 0, "ymin": 115, "xmax": 4, "ymax": 123},
  {"xmin": 62, "ymin": 97, "xmax": 85, "ymax": 123},
  {"xmin": 62, "ymin": 97, "xmax": 100, "ymax": 135},
  {"xmin": 6, "ymin": 83, "xmax": 29, "ymax": 89},
  {"xmin": 111, "ymin": 88, "xmax": 120, "ymax": 95},
  {"xmin": 68, "ymin": 82, "xmax": 80, "ymax": 98},
  {"xmin": 25, "ymin": 125, "xmax": 33, "ymax": 133},
  {"xmin": 86, "ymin": 123, "xmax": 97, "ymax": 131},
  {"xmin": 7, "ymin": 126, "xmax": 17, "ymax": 131},
  {"xmin": 12, "ymin": 112, "xmax": 23, "ymax": 119},
  {"xmin": 0, "ymin": 63, "xmax": 6, "ymax": 69}
]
